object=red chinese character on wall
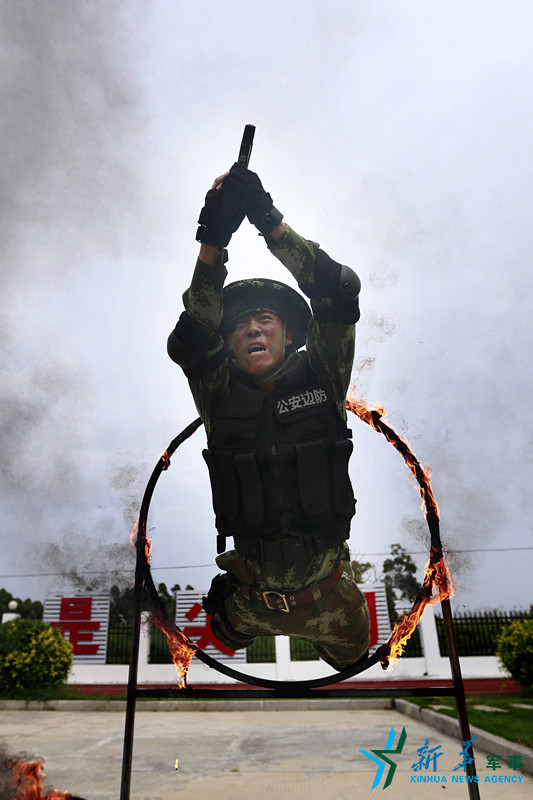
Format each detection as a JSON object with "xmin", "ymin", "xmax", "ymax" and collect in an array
[
  {"xmin": 363, "ymin": 592, "xmax": 379, "ymax": 648},
  {"xmin": 183, "ymin": 602, "xmax": 236, "ymax": 656},
  {"xmin": 51, "ymin": 597, "xmax": 100, "ymax": 655}
]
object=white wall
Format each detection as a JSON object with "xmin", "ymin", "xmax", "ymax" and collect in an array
[{"xmin": 68, "ymin": 608, "xmax": 512, "ymax": 686}]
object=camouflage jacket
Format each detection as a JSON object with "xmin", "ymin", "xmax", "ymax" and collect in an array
[
  {"xmin": 177, "ymin": 225, "xmax": 357, "ymax": 591},
  {"xmin": 182, "ymin": 225, "xmax": 355, "ymax": 432}
]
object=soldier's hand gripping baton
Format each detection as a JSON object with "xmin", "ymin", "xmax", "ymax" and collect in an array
[{"xmin": 237, "ymin": 124, "xmax": 255, "ymax": 168}]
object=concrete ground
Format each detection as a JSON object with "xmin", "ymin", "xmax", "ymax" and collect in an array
[{"xmin": 1, "ymin": 703, "xmax": 532, "ymax": 800}]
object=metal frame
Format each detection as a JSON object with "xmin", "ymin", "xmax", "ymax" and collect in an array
[{"xmin": 119, "ymin": 419, "xmax": 480, "ymax": 800}]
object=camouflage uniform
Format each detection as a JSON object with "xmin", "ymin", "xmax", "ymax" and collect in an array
[{"xmin": 175, "ymin": 225, "xmax": 369, "ymax": 670}]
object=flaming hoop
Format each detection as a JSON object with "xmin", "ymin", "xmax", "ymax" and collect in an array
[
  {"xmin": 123, "ymin": 402, "xmax": 479, "ymax": 800},
  {"xmin": 131, "ymin": 390, "xmax": 453, "ymax": 687}
]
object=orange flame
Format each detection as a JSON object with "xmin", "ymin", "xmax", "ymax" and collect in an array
[
  {"xmin": 385, "ymin": 549, "xmax": 454, "ymax": 665},
  {"xmin": 151, "ymin": 614, "xmax": 197, "ymax": 688},
  {"xmin": 346, "ymin": 389, "xmax": 452, "ymax": 669},
  {"xmin": 346, "ymin": 393, "xmax": 440, "ymax": 518},
  {"xmin": 144, "ymin": 536, "xmax": 152, "ymax": 564},
  {"xmin": 129, "ymin": 519, "xmax": 138, "ymax": 548},
  {"xmin": 8, "ymin": 757, "xmax": 73, "ymax": 799},
  {"xmin": 129, "ymin": 518, "xmax": 152, "ymax": 563}
]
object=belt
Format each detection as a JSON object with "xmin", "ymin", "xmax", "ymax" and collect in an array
[{"xmin": 235, "ymin": 560, "xmax": 344, "ymax": 613}]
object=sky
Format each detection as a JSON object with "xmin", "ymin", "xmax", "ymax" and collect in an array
[{"xmin": 1, "ymin": 0, "xmax": 532, "ymax": 616}]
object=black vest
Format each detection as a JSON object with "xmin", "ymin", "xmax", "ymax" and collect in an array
[{"xmin": 202, "ymin": 354, "xmax": 356, "ymax": 561}]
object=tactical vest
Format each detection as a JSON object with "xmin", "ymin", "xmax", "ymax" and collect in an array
[{"xmin": 202, "ymin": 355, "xmax": 356, "ymax": 562}]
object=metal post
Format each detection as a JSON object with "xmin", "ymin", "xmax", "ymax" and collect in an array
[
  {"xmin": 440, "ymin": 596, "xmax": 480, "ymax": 799},
  {"xmin": 118, "ymin": 419, "xmax": 203, "ymax": 800},
  {"xmin": 426, "ymin": 512, "xmax": 480, "ymax": 799},
  {"xmin": 119, "ymin": 541, "xmax": 145, "ymax": 800}
]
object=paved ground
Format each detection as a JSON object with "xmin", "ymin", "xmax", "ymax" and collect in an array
[{"xmin": 1, "ymin": 705, "xmax": 532, "ymax": 800}]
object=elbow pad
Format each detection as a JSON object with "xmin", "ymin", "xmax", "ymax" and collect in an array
[
  {"xmin": 302, "ymin": 249, "xmax": 361, "ymax": 324},
  {"xmin": 167, "ymin": 312, "xmax": 225, "ymax": 379}
]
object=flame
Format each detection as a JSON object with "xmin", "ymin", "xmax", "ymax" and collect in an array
[
  {"xmin": 144, "ymin": 536, "xmax": 152, "ymax": 564},
  {"xmin": 129, "ymin": 491, "xmax": 193, "ymax": 684},
  {"xmin": 346, "ymin": 389, "xmax": 452, "ymax": 669},
  {"xmin": 151, "ymin": 613, "xmax": 197, "ymax": 688},
  {"xmin": 385, "ymin": 548, "xmax": 454, "ymax": 665},
  {"xmin": 129, "ymin": 519, "xmax": 138, "ymax": 548},
  {"xmin": 129, "ymin": 518, "xmax": 152, "ymax": 562},
  {"xmin": 346, "ymin": 393, "xmax": 440, "ymax": 518},
  {"xmin": 8, "ymin": 757, "xmax": 73, "ymax": 799}
]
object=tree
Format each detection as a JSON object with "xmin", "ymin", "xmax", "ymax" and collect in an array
[
  {"xmin": 110, "ymin": 585, "xmax": 136, "ymax": 624},
  {"xmin": 0, "ymin": 588, "xmax": 43, "ymax": 620},
  {"xmin": 157, "ymin": 583, "xmax": 176, "ymax": 618},
  {"xmin": 381, "ymin": 543, "xmax": 419, "ymax": 622},
  {"xmin": 157, "ymin": 582, "xmax": 194, "ymax": 619},
  {"xmin": 350, "ymin": 559, "xmax": 374, "ymax": 584},
  {"xmin": 109, "ymin": 582, "xmax": 195, "ymax": 624}
]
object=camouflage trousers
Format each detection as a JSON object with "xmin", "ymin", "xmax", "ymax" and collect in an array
[{"xmin": 209, "ymin": 545, "xmax": 370, "ymax": 671}]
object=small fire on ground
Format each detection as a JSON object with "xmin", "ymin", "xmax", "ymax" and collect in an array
[{"xmin": 5, "ymin": 755, "xmax": 81, "ymax": 800}]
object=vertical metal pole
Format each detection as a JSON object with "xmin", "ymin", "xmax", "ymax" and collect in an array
[
  {"xmin": 440, "ymin": 596, "xmax": 480, "ymax": 800},
  {"xmin": 426, "ymin": 514, "xmax": 480, "ymax": 800},
  {"xmin": 119, "ymin": 543, "xmax": 145, "ymax": 800},
  {"xmin": 117, "ymin": 420, "xmax": 202, "ymax": 799}
]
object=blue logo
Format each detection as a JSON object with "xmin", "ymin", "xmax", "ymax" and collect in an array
[{"xmin": 360, "ymin": 726, "xmax": 407, "ymax": 789}]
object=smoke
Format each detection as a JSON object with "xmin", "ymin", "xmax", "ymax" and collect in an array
[
  {"xmin": 1, "ymin": 361, "xmax": 86, "ymax": 496},
  {"xmin": 1, "ymin": 1, "xmax": 531, "ymax": 613},
  {"xmin": 109, "ymin": 460, "xmax": 143, "ymax": 526},
  {"xmin": 0, "ymin": 1, "xmax": 146, "ymax": 282},
  {"xmin": 0, "ymin": 1, "xmax": 151, "ymax": 593},
  {"xmin": 363, "ymin": 313, "xmax": 397, "ymax": 344},
  {"xmin": 0, "ymin": 743, "xmax": 11, "ymax": 800},
  {"xmin": 397, "ymin": 515, "xmax": 473, "ymax": 592},
  {"xmin": 42, "ymin": 532, "xmax": 134, "ymax": 593},
  {"xmin": 34, "ymin": 454, "xmax": 147, "ymax": 594}
]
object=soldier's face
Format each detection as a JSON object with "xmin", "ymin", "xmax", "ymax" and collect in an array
[{"xmin": 226, "ymin": 310, "xmax": 293, "ymax": 377}]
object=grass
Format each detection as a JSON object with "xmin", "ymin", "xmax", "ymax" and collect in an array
[
  {"xmin": 408, "ymin": 692, "xmax": 533, "ymax": 750},
  {"xmin": 0, "ymin": 685, "xmax": 128, "ymax": 702}
]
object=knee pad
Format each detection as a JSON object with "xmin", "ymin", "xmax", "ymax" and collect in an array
[
  {"xmin": 302, "ymin": 249, "xmax": 361, "ymax": 324},
  {"xmin": 167, "ymin": 312, "xmax": 225, "ymax": 378}
]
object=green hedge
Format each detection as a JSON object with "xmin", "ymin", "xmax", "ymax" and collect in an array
[
  {"xmin": 496, "ymin": 618, "xmax": 533, "ymax": 687},
  {"xmin": 0, "ymin": 619, "xmax": 73, "ymax": 698}
]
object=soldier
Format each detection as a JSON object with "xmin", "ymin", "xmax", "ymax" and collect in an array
[{"xmin": 167, "ymin": 164, "xmax": 370, "ymax": 670}]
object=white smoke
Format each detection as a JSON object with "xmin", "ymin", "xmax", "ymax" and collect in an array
[{"xmin": 1, "ymin": 0, "xmax": 531, "ymax": 611}]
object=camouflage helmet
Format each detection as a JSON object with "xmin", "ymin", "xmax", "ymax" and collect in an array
[{"xmin": 222, "ymin": 278, "xmax": 311, "ymax": 349}]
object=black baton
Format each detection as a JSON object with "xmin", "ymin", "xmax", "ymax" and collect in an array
[{"xmin": 237, "ymin": 124, "xmax": 255, "ymax": 168}]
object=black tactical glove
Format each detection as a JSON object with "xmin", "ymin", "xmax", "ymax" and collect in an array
[
  {"xmin": 227, "ymin": 163, "xmax": 284, "ymax": 238},
  {"xmin": 202, "ymin": 573, "xmax": 233, "ymax": 616},
  {"xmin": 196, "ymin": 176, "xmax": 246, "ymax": 249}
]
